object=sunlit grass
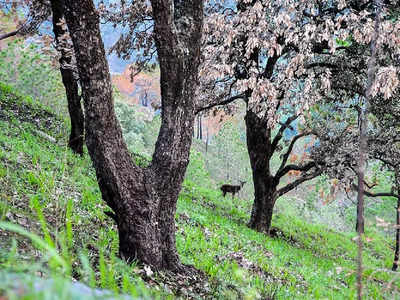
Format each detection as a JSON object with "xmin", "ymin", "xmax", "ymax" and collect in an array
[{"xmin": 0, "ymin": 83, "xmax": 399, "ymax": 299}]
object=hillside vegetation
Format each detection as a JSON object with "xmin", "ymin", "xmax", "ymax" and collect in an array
[{"xmin": 0, "ymin": 83, "xmax": 399, "ymax": 299}]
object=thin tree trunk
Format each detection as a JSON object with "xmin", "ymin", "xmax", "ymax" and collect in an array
[
  {"xmin": 49, "ymin": 0, "xmax": 84, "ymax": 155},
  {"xmin": 197, "ymin": 115, "xmax": 200, "ymax": 139},
  {"xmin": 64, "ymin": 0, "xmax": 203, "ymax": 271},
  {"xmin": 393, "ymin": 172, "xmax": 400, "ymax": 271},
  {"xmin": 356, "ymin": 107, "xmax": 366, "ymax": 235},
  {"xmin": 199, "ymin": 114, "xmax": 203, "ymax": 140},
  {"xmin": 206, "ymin": 125, "xmax": 209, "ymax": 153},
  {"xmin": 63, "ymin": 69, "xmax": 84, "ymax": 155},
  {"xmin": 393, "ymin": 195, "xmax": 400, "ymax": 271},
  {"xmin": 356, "ymin": 1, "xmax": 381, "ymax": 297}
]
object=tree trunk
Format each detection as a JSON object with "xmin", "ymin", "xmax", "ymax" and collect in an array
[
  {"xmin": 245, "ymin": 110, "xmax": 277, "ymax": 233},
  {"xmin": 355, "ymin": 3, "xmax": 380, "ymax": 298},
  {"xmin": 50, "ymin": 0, "xmax": 84, "ymax": 155},
  {"xmin": 196, "ymin": 115, "xmax": 200, "ymax": 139},
  {"xmin": 393, "ymin": 173, "xmax": 400, "ymax": 271},
  {"xmin": 64, "ymin": 0, "xmax": 203, "ymax": 271},
  {"xmin": 63, "ymin": 68, "xmax": 84, "ymax": 155},
  {"xmin": 206, "ymin": 125, "xmax": 209, "ymax": 153},
  {"xmin": 248, "ymin": 180, "xmax": 277, "ymax": 233},
  {"xmin": 199, "ymin": 114, "xmax": 203, "ymax": 140},
  {"xmin": 355, "ymin": 184, "xmax": 365, "ymax": 233},
  {"xmin": 393, "ymin": 195, "xmax": 400, "ymax": 271}
]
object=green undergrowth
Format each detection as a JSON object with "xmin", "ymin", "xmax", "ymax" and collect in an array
[{"xmin": 0, "ymin": 83, "xmax": 399, "ymax": 299}]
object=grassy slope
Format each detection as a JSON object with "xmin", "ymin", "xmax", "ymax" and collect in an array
[{"xmin": 0, "ymin": 83, "xmax": 399, "ymax": 299}]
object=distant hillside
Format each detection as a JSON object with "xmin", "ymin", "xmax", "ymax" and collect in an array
[
  {"xmin": 112, "ymin": 65, "xmax": 231, "ymax": 139},
  {"xmin": 112, "ymin": 67, "xmax": 161, "ymax": 107}
]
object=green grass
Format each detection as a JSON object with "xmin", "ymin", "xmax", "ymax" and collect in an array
[{"xmin": 0, "ymin": 82, "xmax": 399, "ymax": 299}]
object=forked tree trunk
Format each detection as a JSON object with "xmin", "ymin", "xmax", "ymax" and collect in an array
[
  {"xmin": 245, "ymin": 110, "xmax": 277, "ymax": 233},
  {"xmin": 393, "ymin": 195, "xmax": 400, "ymax": 271},
  {"xmin": 64, "ymin": 0, "xmax": 203, "ymax": 270},
  {"xmin": 50, "ymin": 0, "xmax": 84, "ymax": 155},
  {"xmin": 245, "ymin": 109, "xmax": 322, "ymax": 234}
]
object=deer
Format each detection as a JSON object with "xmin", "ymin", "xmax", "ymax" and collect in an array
[{"xmin": 220, "ymin": 180, "xmax": 246, "ymax": 199}]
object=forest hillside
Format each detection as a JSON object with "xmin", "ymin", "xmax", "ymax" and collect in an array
[
  {"xmin": 1, "ymin": 1, "xmax": 400, "ymax": 299},
  {"xmin": 0, "ymin": 83, "xmax": 398, "ymax": 299}
]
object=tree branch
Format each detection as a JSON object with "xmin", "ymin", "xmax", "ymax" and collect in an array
[
  {"xmin": 0, "ymin": 29, "xmax": 20, "ymax": 41},
  {"xmin": 195, "ymin": 93, "xmax": 245, "ymax": 115},
  {"xmin": 277, "ymin": 168, "xmax": 323, "ymax": 197},
  {"xmin": 306, "ymin": 62, "xmax": 338, "ymax": 70},
  {"xmin": 262, "ymin": 54, "xmax": 279, "ymax": 79},
  {"xmin": 276, "ymin": 160, "xmax": 317, "ymax": 180},
  {"xmin": 271, "ymin": 114, "xmax": 299, "ymax": 150},
  {"xmin": 276, "ymin": 131, "xmax": 317, "ymax": 178},
  {"xmin": 373, "ymin": 155, "xmax": 397, "ymax": 170},
  {"xmin": 351, "ymin": 184, "xmax": 398, "ymax": 198}
]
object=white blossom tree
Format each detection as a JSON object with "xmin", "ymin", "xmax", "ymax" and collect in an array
[{"xmin": 197, "ymin": 0, "xmax": 400, "ymax": 233}]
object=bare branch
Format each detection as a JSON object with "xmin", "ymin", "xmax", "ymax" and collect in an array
[
  {"xmin": 276, "ymin": 160, "xmax": 318, "ymax": 180},
  {"xmin": 0, "ymin": 29, "xmax": 20, "ymax": 41},
  {"xmin": 271, "ymin": 114, "xmax": 299, "ymax": 150},
  {"xmin": 277, "ymin": 168, "xmax": 323, "ymax": 197},
  {"xmin": 276, "ymin": 131, "xmax": 317, "ymax": 178},
  {"xmin": 352, "ymin": 184, "xmax": 398, "ymax": 198},
  {"xmin": 195, "ymin": 93, "xmax": 245, "ymax": 115}
]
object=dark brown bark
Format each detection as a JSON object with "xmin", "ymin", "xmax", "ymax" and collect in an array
[
  {"xmin": 63, "ymin": 69, "xmax": 84, "ymax": 155},
  {"xmin": 356, "ymin": 159, "xmax": 365, "ymax": 234},
  {"xmin": 0, "ymin": 30, "xmax": 19, "ymax": 41},
  {"xmin": 245, "ymin": 110, "xmax": 320, "ymax": 233},
  {"xmin": 248, "ymin": 182, "xmax": 277, "ymax": 233},
  {"xmin": 64, "ymin": 0, "xmax": 203, "ymax": 271},
  {"xmin": 49, "ymin": 0, "xmax": 84, "ymax": 155},
  {"xmin": 246, "ymin": 110, "xmax": 277, "ymax": 232},
  {"xmin": 356, "ymin": 0, "xmax": 382, "ymax": 236}
]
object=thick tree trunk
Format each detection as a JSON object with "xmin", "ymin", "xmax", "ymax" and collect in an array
[
  {"xmin": 149, "ymin": 0, "xmax": 203, "ymax": 268},
  {"xmin": 245, "ymin": 110, "xmax": 277, "ymax": 233},
  {"xmin": 50, "ymin": 0, "xmax": 84, "ymax": 155},
  {"xmin": 64, "ymin": 0, "xmax": 203, "ymax": 271},
  {"xmin": 248, "ymin": 181, "xmax": 277, "ymax": 233},
  {"xmin": 393, "ymin": 196, "xmax": 400, "ymax": 271}
]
